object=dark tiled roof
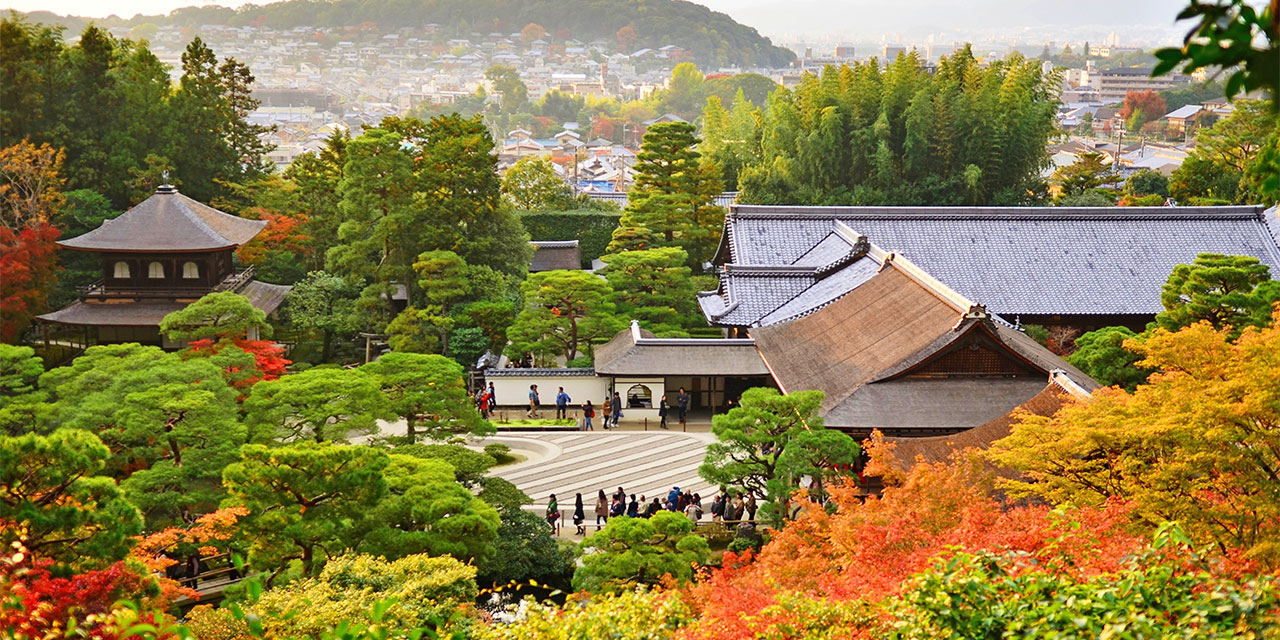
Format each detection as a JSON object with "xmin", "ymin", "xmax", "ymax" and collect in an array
[
  {"xmin": 37, "ymin": 280, "xmax": 291, "ymax": 327},
  {"xmin": 826, "ymin": 377, "xmax": 1050, "ymax": 432},
  {"xmin": 59, "ymin": 186, "xmax": 268, "ymax": 252},
  {"xmin": 720, "ymin": 205, "xmax": 1280, "ymax": 316},
  {"xmin": 529, "ymin": 241, "xmax": 582, "ymax": 271},
  {"xmin": 593, "ymin": 322, "xmax": 770, "ymax": 376},
  {"xmin": 484, "ymin": 368, "xmax": 597, "ymax": 377}
]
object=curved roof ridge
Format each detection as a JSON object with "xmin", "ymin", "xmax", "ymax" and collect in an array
[{"xmin": 59, "ymin": 187, "xmax": 267, "ymax": 252}]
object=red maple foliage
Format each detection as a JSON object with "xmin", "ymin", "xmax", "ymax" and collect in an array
[
  {"xmin": 187, "ymin": 337, "xmax": 289, "ymax": 393},
  {"xmin": 1118, "ymin": 90, "xmax": 1167, "ymax": 125},
  {"xmin": 0, "ymin": 222, "xmax": 60, "ymax": 342},
  {"xmin": 0, "ymin": 554, "xmax": 178, "ymax": 639},
  {"xmin": 678, "ymin": 440, "xmax": 1148, "ymax": 640}
]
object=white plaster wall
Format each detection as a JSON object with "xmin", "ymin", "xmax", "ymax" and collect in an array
[{"xmin": 488, "ymin": 375, "xmax": 611, "ymax": 409}]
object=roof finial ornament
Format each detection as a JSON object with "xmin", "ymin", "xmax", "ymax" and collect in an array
[{"xmin": 156, "ymin": 171, "xmax": 176, "ymax": 194}]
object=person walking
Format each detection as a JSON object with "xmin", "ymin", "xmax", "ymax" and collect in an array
[
  {"xmin": 601, "ymin": 393, "xmax": 612, "ymax": 429},
  {"xmin": 594, "ymin": 489, "xmax": 609, "ymax": 530},
  {"xmin": 487, "ymin": 382, "xmax": 497, "ymax": 414},
  {"xmin": 613, "ymin": 486, "xmax": 627, "ymax": 505},
  {"xmin": 527, "ymin": 384, "xmax": 541, "ymax": 419},
  {"xmin": 610, "ymin": 391, "xmax": 623, "ymax": 428},
  {"xmin": 745, "ymin": 495, "xmax": 758, "ymax": 522},
  {"xmin": 657, "ymin": 394, "xmax": 669, "ymax": 429},
  {"xmin": 583, "ymin": 400, "xmax": 595, "ymax": 430},
  {"xmin": 610, "ymin": 495, "xmax": 625, "ymax": 518},
  {"xmin": 555, "ymin": 387, "xmax": 571, "ymax": 421},
  {"xmin": 545, "ymin": 494, "xmax": 559, "ymax": 531},
  {"xmin": 573, "ymin": 493, "xmax": 586, "ymax": 536},
  {"xmin": 677, "ymin": 387, "xmax": 690, "ymax": 425}
]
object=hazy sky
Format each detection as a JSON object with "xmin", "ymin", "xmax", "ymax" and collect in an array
[{"xmin": 3, "ymin": 0, "xmax": 1201, "ymax": 40}]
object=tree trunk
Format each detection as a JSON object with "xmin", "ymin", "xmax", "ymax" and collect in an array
[
  {"xmin": 321, "ymin": 329, "xmax": 333, "ymax": 362},
  {"xmin": 406, "ymin": 415, "xmax": 417, "ymax": 444}
]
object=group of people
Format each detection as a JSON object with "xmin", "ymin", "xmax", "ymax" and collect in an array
[
  {"xmin": 544, "ymin": 485, "xmax": 759, "ymax": 536},
  {"xmin": 485, "ymin": 384, "xmax": 697, "ymax": 429}
]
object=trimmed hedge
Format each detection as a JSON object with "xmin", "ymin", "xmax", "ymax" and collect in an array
[{"xmin": 520, "ymin": 209, "xmax": 621, "ymax": 268}]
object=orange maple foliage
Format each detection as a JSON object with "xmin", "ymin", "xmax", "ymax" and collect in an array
[
  {"xmin": 131, "ymin": 507, "xmax": 248, "ymax": 602},
  {"xmin": 235, "ymin": 210, "xmax": 310, "ymax": 265},
  {"xmin": 678, "ymin": 439, "xmax": 1147, "ymax": 640}
]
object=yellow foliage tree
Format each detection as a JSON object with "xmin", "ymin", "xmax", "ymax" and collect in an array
[
  {"xmin": 989, "ymin": 307, "xmax": 1280, "ymax": 564},
  {"xmin": 0, "ymin": 139, "xmax": 65, "ymax": 230}
]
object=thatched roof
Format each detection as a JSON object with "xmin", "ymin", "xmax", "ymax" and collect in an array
[
  {"xmin": 594, "ymin": 321, "xmax": 770, "ymax": 377},
  {"xmin": 59, "ymin": 185, "xmax": 267, "ymax": 253},
  {"xmin": 751, "ymin": 251, "xmax": 1097, "ymax": 433}
]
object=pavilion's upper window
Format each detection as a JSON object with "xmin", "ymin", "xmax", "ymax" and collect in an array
[
  {"xmin": 148, "ymin": 262, "xmax": 165, "ymax": 279},
  {"xmin": 113, "ymin": 261, "xmax": 131, "ymax": 278},
  {"xmin": 182, "ymin": 261, "xmax": 199, "ymax": 279}
]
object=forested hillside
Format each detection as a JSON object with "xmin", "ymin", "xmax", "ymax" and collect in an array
[{"xmin": 25, "ymin": 0, "xmax": 796, "ymax": 68}]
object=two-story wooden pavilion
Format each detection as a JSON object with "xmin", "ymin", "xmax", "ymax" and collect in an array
[{"xmin": 38, "ymin": 184, "xmax": 291, "ymax": 348}]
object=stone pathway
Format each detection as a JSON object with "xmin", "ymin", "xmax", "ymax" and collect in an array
[{"xmin": 478, "ymin": 431, "xmax": 718, "ymax": 513}]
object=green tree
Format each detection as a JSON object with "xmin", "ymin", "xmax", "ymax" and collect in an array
[
  {"xmin": 357, "ymin": 453, "xmax": 500, "ymax": 563},
  {"xmin": 286, "ymin": 130, "xmax": 349, "ymax": 271},
  {"xmin": 506, "ymin": 270, "xmax": 623, "ymax": 362},
  {"xmin": 1123, "ymin": 168, "xmax": 1170, "ymax": 198},
  {"xmin": 476, "ymin": 507, "xmax": 576, "ymax": 591},
  {"xmin": 396, "ymin": 443, "xmax": 496, "ymax": 486},
  {"xmin": 574, "ymin": 511, "xmax": 710, "ymax": 593},
  {"xmin": 223, "ymin": 442, "xmax": 389, "ymax": 583},
  {"xmin": 242, "ymin": 367, "xmax": 391, "ymax": 443},
  {"xmin": 658, "ymin": 63, "xmax": 707, "ymax": 118},
  {"xmin": 159, "ymin": 291, "xmax": 270, "ymax": 343},
  {"xmin": 285, "ymin": 270, "xmax": 360, "ymax": 362},
  {"xmin": 486, "ymin": 64, "xmax": 528, "ymax": 114},
  {"xmin": 699, "ymin": 387, "xmax": 859, "ymax": 526},
  {"xmin": 40, "ymin": 344, "xmax": 243, "ymax": 524},
  {"xmin": 361, "ymin": 352, "xmax": 493, "ymax": 443},
  {"xmin": 621, "ymin": 121, "xmax": 725, "ymax": 271},
  {"xmin": 1052, "ymin": 152, "xmax": 1111, "ymax": 196},
  {"xmin": 501, "ymin": 156, "xmax": 572, "ymax": 210},
  {"xmin": 602, "ymin": 246, "xmax": 698, "ymax": 335},
  {"xmin": 0, "ymin": 429, "xmax": 142, "ymax": 570},
  {"xmin": 0, "ymin": 344, "xmax": 50, "ymax": 435},
  {"xmin": 1155, "ymin": 253, "xmax": 1280, "ymax": 336},
  {"xmin": 1066, "ymin": 326, "xmax": 1153, "ymax": 391},
  {"xmin": 1170, "ymin": 100, "xmax": 1276, "ymax": 204},
  {"xmin": 1153, "ymin": 0, "xmax": 1278, "ymax": 106},
  {"xmin": 405, "ymin": 250, "xmax": 471, "ymax": 355}
]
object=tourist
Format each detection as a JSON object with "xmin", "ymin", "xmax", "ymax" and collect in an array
[
  {"xmin": 583, "ymin": 400, "xmax": 595, "ymax": 430},
  {"xmin": 710, "ymin": 494, "xmax": 725, "ymax": 522},
  {"xmin": 666, "ymin": 486, "xmax": 681, "ymax": 511},
  {"xmin": 684, "ymin": 497, "xmax": 699, "ymax": 522},
  {"xmin": 645, "ymin": 497, "xmax": 661, "ymax": 518},
  {"xmin": 555, "ymin": 386, "xmax": 571, "ymax": 420},
  {"xmin": 487, "ymin": 381, "xmax": 497, "ymax": 413},
  {"xmin": 658, "ymin": 394, "xmax": 669, "ymax": 429},
  {"xmin": 693, "ymin": 493, "xmax": 704, "ymax": 520},
  {"xmin": 546, "ymin": 494, "xmax": 559, "ymax": 530},
  {"xmin": 678, "ymin": 490, "xmax": 690, "ymax": 512},
  {"xmin": 527, "ymin": 384, "xmax": 541, "ymax": 419},
  {"xmin": 610, "ymin": 495, "xmax": 625, "ymax": 518},
  {"xmin": 601, "ymin": 393, "xmax": 612, "ymax": 429},
  {"xmin": 627, "ymin": 494, "xmax": 639, "ymax": 518},
  {"xmin": 610, "ymin": 391, "xmax": 623, "ymax": 427},
  {"xmin": 573, "ymin": 493, "xmax": 586, "ymax": 536},
  {"xmin": 594, "ymin": 489, "xmax": 609, "ymax": 530},
  {"xmin": 746, "ymin": 495, "xmax": 758, "ymax": 522},
  {"xmin": 730, "ymin": 493, "xmax": 744, "ymax": 521},
  {"xmin": 677, "ymin": 387, "xmax": 690, "ymax": 424},
  {"xmin": 613, "ymin": 486, "xmax": 626, "ymax": 505}
]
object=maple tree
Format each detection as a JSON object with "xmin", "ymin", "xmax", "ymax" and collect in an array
[
  {"xmin": 0, "ymin": 223, "xmax": 60, "ymax": 343},
  {"xmin": 1118, "ymin": 89, "xmax": 1168, "ymax": 131},
  {"xmin": 0, "ymin": 139, "xmax": 65, "ymax": 230},
  {"xmin": 990, "ymin": 308, "xmax": 1280, "ymax": 565},
  {"xmin": 235, "ymin": 209, "xmax": 309, "ymax": 265}
]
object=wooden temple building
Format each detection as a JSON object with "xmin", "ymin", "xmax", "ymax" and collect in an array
[{"xmin": 37, "ymin": 184, "xmax": 291, "ymax": 348}]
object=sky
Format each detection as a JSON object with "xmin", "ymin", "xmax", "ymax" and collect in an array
[{"xmin": 2, "ymin": 0, "xmax": 1201, "ymax": 41}]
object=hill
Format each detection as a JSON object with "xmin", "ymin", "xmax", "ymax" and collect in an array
[{"xmin": 50, "ymin": 0, "xmax": 796, "ymax": 68}]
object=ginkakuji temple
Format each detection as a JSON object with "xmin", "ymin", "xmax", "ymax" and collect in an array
[{"xmin": 37, "ymin": 184, "xmax": 291, "ymax": 349}]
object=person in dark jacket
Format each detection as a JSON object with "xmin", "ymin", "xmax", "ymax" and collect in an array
[
  {"xmin": 583, "ymin": 400, "xmax": 595, "ymax": 430},
  {"xmin": 657, "ymin": 394, "xmax": 669, "ymax": 429},
  {"xmin": 610, "ymin": 391, "xmax": 623, "ymax": 427},
  {"xmin": 677, "ymin": 387, "xmax": 690, "ymax": 424},
  {"xmin": 626, "ymin": 494, "xmax": 639, "ymax": 518},
  {"xmin": 573, "ymin": 493, "xmax": 586, "ymax": 535},
  {"xmin": 644, "ymin": 498, "xmax": 661, "ymax": 518}
]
